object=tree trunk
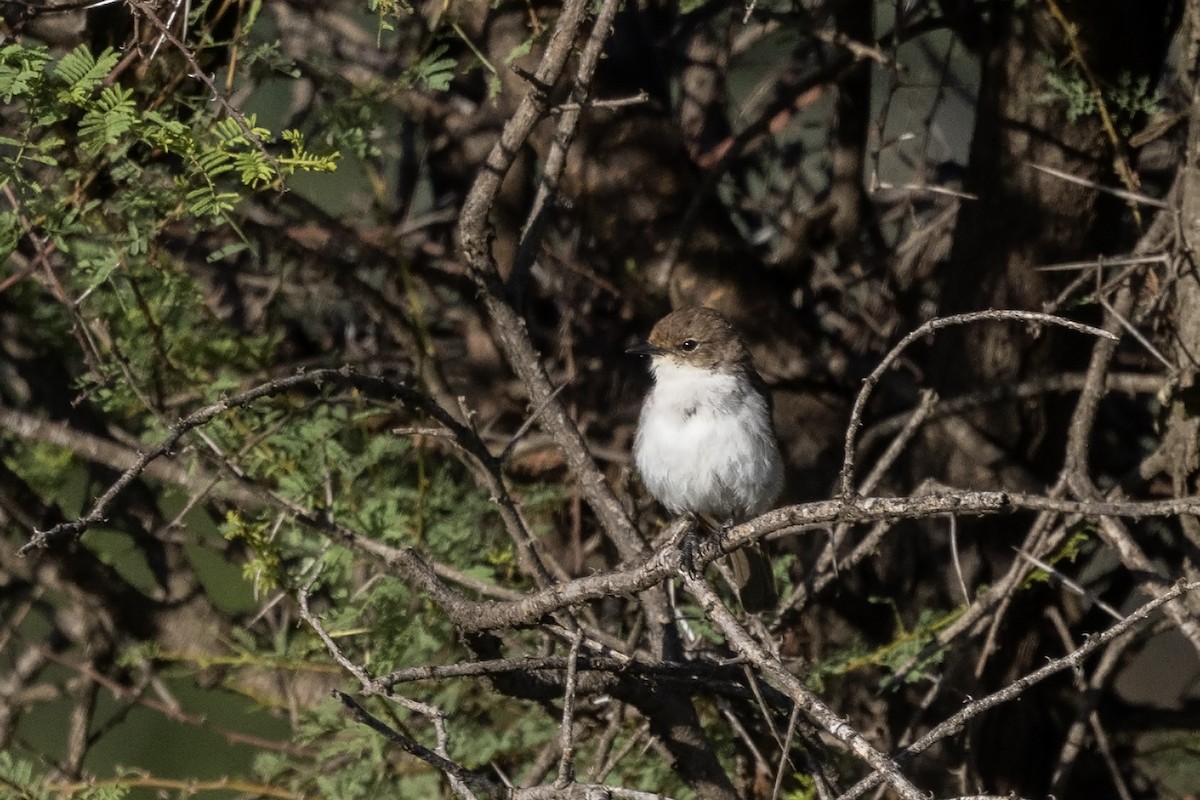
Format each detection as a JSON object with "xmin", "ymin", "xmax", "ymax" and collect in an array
[{"xmin": 933, "ymin": 0, "xmax": 1176, "ymax": 478}]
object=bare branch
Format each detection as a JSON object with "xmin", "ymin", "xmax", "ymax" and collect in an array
[
  {"xmin": 336, "ymin": 691, "xmax": 498, "ymax": 799},
  {"xmin": 458, "ymin": 0, "xmax": 648, "ymax": 566},
  {"xmin": 839, "ymin": 310, "xmax": 1118, "ymax": 499},
  {"xmin": 555, "ymin": 629, "xmax": 585, "ymax": 788},
  {"xmin": 835, "ymin": 580, "xmax": 1200, "ymax": 800},
  {"xmin": 681, "ymin": 572, "xmax": 927, "ymax": 800}
]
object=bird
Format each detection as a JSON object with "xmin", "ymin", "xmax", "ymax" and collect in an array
[{"xmin": 629, "ymin": 307, "xmax": 784, "ymax": 611}]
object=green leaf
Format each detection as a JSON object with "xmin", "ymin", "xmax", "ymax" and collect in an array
[
  {"xmin": 0, "ymin": 210, "xmax": 20, "ymax": 256},
  {"xmin": 207, "ymin": 241, "xmax": 252, "ymax": 262},
  {"xmin": 79, "ymin": 84, "xmax": 137, "ymax": 153},
  {"xmin": 0, "ymin": 42, "xmax": 52, "ymax": 102},
  {"xmin": 504, "ymin": 37, "xmax": 534, "ymax": 65},
  {"xmin": 53, "ymin": 45, "xmax": 120, "ymax": 104},
  {"xmin": 414, "ymin": 45, "xmax": 456, "ymax": 91}
]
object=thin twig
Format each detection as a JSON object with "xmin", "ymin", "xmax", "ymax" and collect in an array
[
  {"xmin": 1013, "ymin": 548, "xmax": 1123, "ymax": 621},
  {"xmin": 587, "ymin": 704, "xmax": 627, "ymax": 782},
  {"xmin": 0, "ymin": 404, "xmax": 266, "ymax": 510},
  {"xmin": 784, "ymin": 389, "xmax": 941, "ymax": 613},
  {"xmin": 18, "ymin": 368, "xmax": 463, "ymax": 554},
  {"xmin": 835, "ymin": 580, "xmax": 1200, "ymax": 800},
  {"xmin": 1097, "ymin": 291, "xmax": 1175, "ymax": 372},
  {"xmin": 857, "ymin": 371, "xmax": 1163, "ymax": 452},
  {"xmin": 458, "ymin": 0, "xmax": 649, "ymax": 569},
  {"xmin": 1027, "ymin": 162, "xmax": 1168, "ymax": 209},
  {"xmin": 839, "ymin": 310, "xmax": 1118, "ymax": 499},
  {"xmin": 128, "ymin": 0, "xmax": 279, "ymax": 173},
  {"xmin": 1046, "ymin": 608, "xmax": 1136, "ymax": 800},
  {"xmin": 501, "ymin": 382, "xmax": 569, "ymax": 463},
  {"xmin": 772, "ymin": 704, "xmax": 803, "ymax": 800},
  {"xmin": 555, "ymin": 630, "xmax": 585, "ymax": 788},
  {"xmin": 336, "ymin": 691, "xmax": 496, "ymax": 799},
  {"xmin": 949, "ymin": 516, "xmax": 969, "ymax": 604},
  {"xmin": 552, "ymin": 91, "xmax": 650, "ymax": 113},
  {"xmin": 297, "ymin": 577, "xmax": 371, "ymax": 686},
  {"xmin": 594, "ymin": 720, "xmax": 650, "ymax": 783},
  {"xmin": 859, "ymin": 389, "xmax": 939, "ymax": 496},
  {"xmin": 300, "ymin": 578, "xmax": 483, "ymax": 799},
  {"xmin": 681, "ymin": 573, "xmax": 927, "ymax": 800},
  {"xmin": 1034, "ymin": 253, "xmax": 1170, "ymax": 272}
]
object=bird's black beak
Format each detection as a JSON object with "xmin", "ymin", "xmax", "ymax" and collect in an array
[{"xmin": 626, "ymin": 340, "xmax": 662, "ymax": 356}]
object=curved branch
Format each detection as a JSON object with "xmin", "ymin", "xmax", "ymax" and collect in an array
[
  {"xmin": 838, "ymin": 310, "xmax": 1118, "ymax": 499},
  {"xmin": 457, "ymin": 0, "xmax": 646, "ymax": 564}
]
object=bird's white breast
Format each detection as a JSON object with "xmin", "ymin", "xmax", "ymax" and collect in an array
[{"xmin": 634, "ymin": 360, "xmax": 783, "ymax": 522}]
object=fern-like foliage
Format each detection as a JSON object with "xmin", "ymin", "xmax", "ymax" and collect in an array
[
  {"xmin": 53, "ymin": 44, "xmax": 122, "ymax": 104},
  {"xmin": 0, "ymin": 27, "xmax": 583, "ymax": 800},
  {"xmin": 79, "ymin": 84, "xmax": 138, "ymax": 153},
  {"xmin": 0, "ymin": 42, "xmax": 339, "ymax": 221}
]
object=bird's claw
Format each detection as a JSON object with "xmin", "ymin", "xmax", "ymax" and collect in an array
[
  {"xmin": 679, "ymin": 529, "xmax": 700, "ymax": 578},
  {"xmin": 671, "ymin": 514, "xmax": 705, "ymax": 578}
]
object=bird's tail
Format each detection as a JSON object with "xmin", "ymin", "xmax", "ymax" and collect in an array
[{"xmin": 729, "ymin": 544, "xmax": 777, "ymax": 613}]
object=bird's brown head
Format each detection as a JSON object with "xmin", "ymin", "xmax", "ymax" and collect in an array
[{"xmin": 629, "ymin": 307, "xmax": 751, "ymax": 373}]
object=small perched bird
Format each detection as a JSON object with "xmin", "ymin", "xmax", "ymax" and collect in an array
[{"xmin": 629, "ymin": 307, "xmax": 784, "ymax": 611}]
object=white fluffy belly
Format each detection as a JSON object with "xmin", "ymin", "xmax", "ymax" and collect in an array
[{"xmin": 634, "ymin": 363, "xmax": 782, "ymax": 521}]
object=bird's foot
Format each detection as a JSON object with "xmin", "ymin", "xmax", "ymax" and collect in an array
[{"xmin": 678, "ymin": 514, "xmax": 702, "ymax": 578}]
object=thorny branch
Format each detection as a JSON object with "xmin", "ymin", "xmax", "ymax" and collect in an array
[
  {"xmin": 681, "ymin": 572, "xmax": 927, "ymax": 800},
  {"xmin": 8, "ymin": 3, "xmax": 1200, "ymax": 796},
  {"xmin": 838, "ymin": 309, "xmax": 1117, "ymax": 499},
  {"xmin": 835, "ymin": 581, "xmax": 1200, "ymax": 800},
  {"xmin": 16, "ymin": 355, "xmax": 1200, "ymax": 795}
]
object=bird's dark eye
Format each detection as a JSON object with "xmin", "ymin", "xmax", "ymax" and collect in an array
[{"xmin": 680, "ymin": 339, "xmax": 698, "ymax": 352}]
